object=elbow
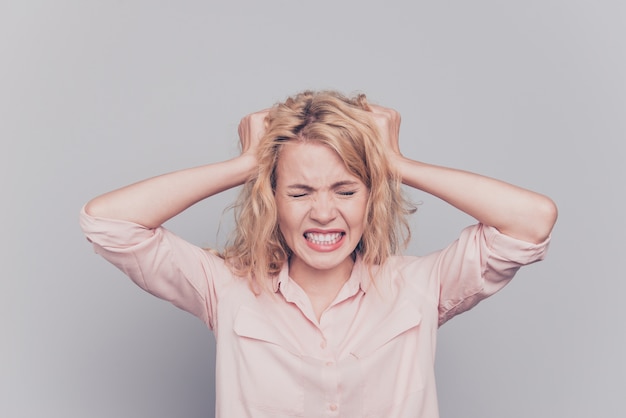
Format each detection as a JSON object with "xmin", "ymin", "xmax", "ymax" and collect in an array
[
  {"xmin": 83, "ymin": 198, "xmax": 103, "ymax": 218},
  {"xmin": 530, "ymin": 195, "xmax": 558, "ymax": 244},
  {"xmin": 83, "ymin": 196, "xmax": 116, "ymax": 220},
  {"xmin": 498, "ymin": 196, "xmax": 557, "ymax": 244}
]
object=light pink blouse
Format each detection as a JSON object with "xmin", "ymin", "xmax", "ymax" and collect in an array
[{"xmin": 80, "ymin": 208, "xmax": 549, "ymax": 418}]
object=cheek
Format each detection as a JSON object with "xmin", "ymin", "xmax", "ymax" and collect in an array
[
  {"xmin": 275, "ymin": 198, "xmax": 289, "ymax": 225},
  {"xmin": 276, "ymin": 214, "xmax": 289, "ymax": 237},
  {"xmin": 355, "ymin": 198, "xmax": 370, "ymax": 224},
  {"xmin": 276, "ymin": 206, "xmax": 300, "ymax": 236}
]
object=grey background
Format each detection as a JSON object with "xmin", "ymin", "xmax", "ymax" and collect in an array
[{"xmin": 2, "ymin": 1, "xmax": 624, "ymax": 417}]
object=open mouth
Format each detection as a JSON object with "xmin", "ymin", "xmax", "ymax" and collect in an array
[{"xmin": 304, "ymin": 232, "xmax": 344, "ymax": 245}]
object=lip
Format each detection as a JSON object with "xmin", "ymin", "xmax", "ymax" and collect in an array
[
  {"xmin": 304, "ymin": 228, "xmax": 345, "ymax": 234},
  {"xmin": 303, "ymin": 229, "xmax": 346, "ymax": 252}
]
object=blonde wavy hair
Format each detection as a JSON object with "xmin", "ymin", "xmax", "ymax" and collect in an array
[{"xmin": 223, "ymin": 90, "xmax": 415, "ymax": 288}]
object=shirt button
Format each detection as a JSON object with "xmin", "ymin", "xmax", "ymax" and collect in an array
[
  {"xmin": 326, "ymin": 361, "xmax": 334, "ymax": 366},
  {"xmin": 329, "ymin": 403, "xmax": 338, "ymax": 411}
]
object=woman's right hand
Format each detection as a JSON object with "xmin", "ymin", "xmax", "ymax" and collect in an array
[{"xmin": 238, "ymin": 109, "xmax": 269, "ymax": 159}]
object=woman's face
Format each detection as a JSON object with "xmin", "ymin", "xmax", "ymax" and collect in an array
[{"xmin": 274, "ymin": 141, "xmax": 369, "ymax": 281}]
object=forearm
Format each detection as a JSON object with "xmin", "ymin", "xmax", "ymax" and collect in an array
[
  {"xmin": 394, "ymin": 156, "xmax": 557, "ymax": 244},
  {"xmin": 84, "ymin": 154, "xmax": 256, "ymax": 229}
]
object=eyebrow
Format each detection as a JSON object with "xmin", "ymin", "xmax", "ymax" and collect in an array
[{"xmin": 286, "ymin": 180, "xmax": 360, "ymax": 191}]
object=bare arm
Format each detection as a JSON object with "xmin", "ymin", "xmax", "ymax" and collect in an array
[
  {"xmin": 84, "ymin": 111, "xmax": 268, "ymax": 229},
  {"xmin": 371, "ymin": 106, "xmax": 558, "ymax": 244}
]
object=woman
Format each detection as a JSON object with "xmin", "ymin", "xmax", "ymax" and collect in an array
[{"xmin": 80, "ymin": 90, "xmax": 557, "ymax": 417}]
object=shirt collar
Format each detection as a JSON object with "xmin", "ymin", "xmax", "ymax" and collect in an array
[{"xmin": 272, "ymin": 256, "xmax": 373, "ymax": 296}]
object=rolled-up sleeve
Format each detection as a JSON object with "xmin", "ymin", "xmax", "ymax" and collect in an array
[
  {"xmin": 79, "ymin": 207, "xmax": 224, "ymax": 329},
  {"xmin": 437, "ymin": 223, "xmax": 550, "ymax": 326}
]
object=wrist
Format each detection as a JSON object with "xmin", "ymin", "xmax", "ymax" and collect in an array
[
  {"xmin": 235, "ymin": 152, "xmax": 259, "ymax": 180},
  {"xmin": 388, "ymin": 153, "xmax": 409, "ymax": 181}
]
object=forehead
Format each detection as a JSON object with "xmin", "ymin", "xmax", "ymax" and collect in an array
[{"xmin": 275, "ymin": 141, "xmax": 360, "ymax": 187}]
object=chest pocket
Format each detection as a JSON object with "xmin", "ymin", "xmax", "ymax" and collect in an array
[
  {"xmin": 349, "ymin": 301, "xmax": 427, "ymax": 416},
  {"xmin": 351, "ymin": 300, "xmax": 423, "ymax": 358},
  {"xmin": 233, "ymin": 305, "xmax": 302, "ymax": 355},
  {"xmin": 232, "ymin": 306, "xmax": 305, "ymax": 417}
]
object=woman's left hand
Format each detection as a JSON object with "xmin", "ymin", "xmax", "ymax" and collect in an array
[{"xmin": 370, "ymin": 104, "xmax": 403, "ymax": 159}]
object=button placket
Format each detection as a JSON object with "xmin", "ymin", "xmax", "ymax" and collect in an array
[{"xmin": 320, "ymin": 339, "xmax": 327, "ymax": 350}]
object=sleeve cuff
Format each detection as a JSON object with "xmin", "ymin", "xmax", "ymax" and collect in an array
[
  {"xmin": 79, "ymin": 205, "xmax": 158, "ymax": 249},
  {"xmin": 483, "ymin": 224, "xmax": 551, "ymax": 265}
]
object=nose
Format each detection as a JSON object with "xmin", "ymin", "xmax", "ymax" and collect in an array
[{"xmin": 309, "ymin": 193, "xmax": 337, "ymax": 224}]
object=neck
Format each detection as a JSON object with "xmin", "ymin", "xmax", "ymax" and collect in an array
[{"xmin": 288, "ymin": 256, "xmax": 355, "ymax": 317}]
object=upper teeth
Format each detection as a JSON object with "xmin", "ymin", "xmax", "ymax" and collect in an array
[{"xmin": 305, "ymin": 232, "xmax": 342, "ymax": 244}]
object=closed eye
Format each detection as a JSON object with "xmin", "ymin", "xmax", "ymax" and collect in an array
[{"xmin": 337, "ymin": 190, "xmax": 357, "ymax": 196}]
